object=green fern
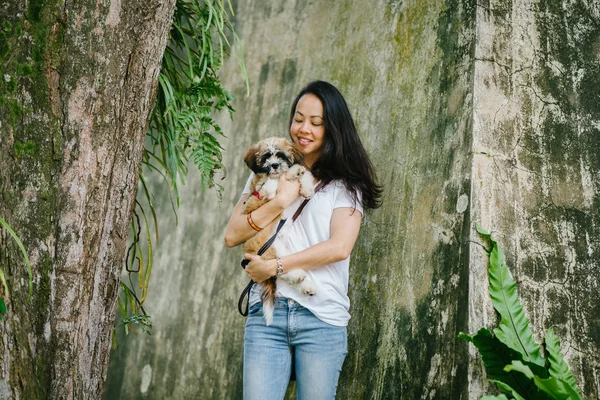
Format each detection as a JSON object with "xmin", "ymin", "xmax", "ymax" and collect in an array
[
  {"xmin": 544, "ymin": 328, "xmax": 581, "ymax": 395},
  {"xmin": 505, "ymin": 361, "xmax": 581, "ymax": 400},
  {"xmin": 115, "ymin": 0, "xmax": 248, "ymax": 342},
  {"xmin": 475, "ymin": 224, "xmax": 546, "ymax": 370},
  {"xmin": 459, "ymin": 225, "xmax": 584, "ymax": 399}
]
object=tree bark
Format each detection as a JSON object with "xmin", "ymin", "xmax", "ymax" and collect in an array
[{"xmin": 0, "ymin": 0, "xmax": 176, "ymax": 398}]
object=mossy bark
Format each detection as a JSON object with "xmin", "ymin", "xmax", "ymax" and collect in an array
[{"xmin": 0, "ymin": 1, "xmax": 175, "ymax": 398}]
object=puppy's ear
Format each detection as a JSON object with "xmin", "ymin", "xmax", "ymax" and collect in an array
[
  {"xmin": 289, "ymin": 142, "xmax": 307, "ymax": 167},
  {"xmin": 244, "ymin": 143, "xmax": 261, "ymax": 173}
]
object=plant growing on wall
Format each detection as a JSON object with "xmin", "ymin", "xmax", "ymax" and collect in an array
[
  {"xmin": 459, "ymin": 225, "xmax": 583, "ymax": 400},
  {"xmin": 0, "ymin": 216, "xmax": 32, "ymax": 320},
  {"xmin": 115, "ymin": 0, "xmax": 248, "ymax": 340}
]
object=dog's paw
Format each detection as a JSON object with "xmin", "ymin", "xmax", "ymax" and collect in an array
[
  {"xmin": 298, "ymin": 170, "xmax": 315, "ymax": 199},
  {"xmin": 286, "ymin": 164, "xmax": 306, "ymax": 181},
  {"xmin": 299, "ymin": 185, "xmax": 314, "ymax": 199},
  {"xmin": 299, "ymin": 279, "xmax": 316, "ymax": 296},
  {"xmin": 281, "ymin": 269, "xmax": 306, "ymax": 285}
]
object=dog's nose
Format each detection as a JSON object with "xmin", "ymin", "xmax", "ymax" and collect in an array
[{"xmin": 271, "ymin": 163, "xmax": 279, "ymax": 170}]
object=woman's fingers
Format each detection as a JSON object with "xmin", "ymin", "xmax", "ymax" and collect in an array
[
  {"xmin": 244, "ymin": 253, "xmax": 262, "ymax": 282},
  {"xmin": 244, "ymin": 253, "xmax": 273, "ymax": 283},
  {"xmin": 276, "ymin": 174, "xmax": 301, "ymax": 207}
]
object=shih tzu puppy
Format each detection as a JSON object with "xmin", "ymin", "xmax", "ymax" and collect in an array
[{"xmin": 242, "ymin": 137, "xmax": 316, "ymax": 325}]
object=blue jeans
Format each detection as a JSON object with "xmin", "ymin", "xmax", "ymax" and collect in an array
[{"xmin": 243, "ymin": 298, "xmax": 348, "ymax": 400}]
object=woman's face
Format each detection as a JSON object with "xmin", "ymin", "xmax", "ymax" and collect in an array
[{"xmin": 290, "ymin": 94, "xmax": 325, "ymax": 168}]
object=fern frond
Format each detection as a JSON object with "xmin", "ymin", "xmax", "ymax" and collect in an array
[
  {"xmin": 459, "ymin": 329, "xmax": 548, "ymax": 399},
  {"xmin": 475, "ymin": 224, "xmax": 546, "ymax": 370},
  {"xmin": 544, "ymin": 327, "xmax": 582, "ymax": 395},
  {"xmin": 505, "ymin": 361, "xmax": 583, "ymax": 400}
]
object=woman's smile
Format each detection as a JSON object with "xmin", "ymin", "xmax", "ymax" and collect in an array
[{"xmin": 296, "ymin": 136, "xmax": 313, "ymax": 146}]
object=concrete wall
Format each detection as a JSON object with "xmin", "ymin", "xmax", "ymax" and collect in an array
[
  {"xmin": 469, "ymin": 0, "xmax": 600, "ymax": 397},
  {"xmin": 105, "ymin": 0, "xmax": 599, "ymax": 398}
]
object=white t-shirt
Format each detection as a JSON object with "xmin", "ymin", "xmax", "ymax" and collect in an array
[{"xmin": 242, "ymin": 174, "xmax": 363, "ymax": 326}]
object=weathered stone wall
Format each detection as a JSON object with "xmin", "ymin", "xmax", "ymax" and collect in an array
[
  {"xmin": 105, "ymin": 0, "xmax": 599, "ymax": 399},
  {"xmin": 468, "ymin": 0, "xmax": 600, "ymax": 397}
]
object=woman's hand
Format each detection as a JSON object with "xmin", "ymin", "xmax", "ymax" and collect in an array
[
  {"xmin": 243, "ymin": 253, "xmax": 276, "ymax": 283},
  {"xmin": 274, "ymin": 174, "xmax": 301, "ymax": 209}
]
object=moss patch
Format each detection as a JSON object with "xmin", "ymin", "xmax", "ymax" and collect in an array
[{"xmin": 14, "ymin": 141, "xmax": 38, "ymax": 158}]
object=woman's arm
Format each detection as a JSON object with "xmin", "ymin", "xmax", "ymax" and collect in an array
[
  {"xmin": 243, "ymin": 207, "xmax": 362, "ymax": 282},
  {"xmin": 223, "ymin": 175, "xmax": 302, "ymax": 248}
]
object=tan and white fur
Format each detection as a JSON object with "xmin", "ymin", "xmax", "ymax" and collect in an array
[{"xmin": 242, "ymin": 137, "xmax": 316, "ymax": 325}]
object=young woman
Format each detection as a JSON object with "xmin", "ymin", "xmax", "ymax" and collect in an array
[{"xmin": 224, "ymin": 81, "xmax": 382, "ymax": 400}]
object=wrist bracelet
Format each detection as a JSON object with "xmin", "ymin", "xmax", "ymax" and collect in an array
[
  {"xmin": 247, "ymin": 212, "xmax": 262, "ymax": 232},
  {"xmin": 276, "ymin": 257, "xmax": 284, "ymax": 276}
]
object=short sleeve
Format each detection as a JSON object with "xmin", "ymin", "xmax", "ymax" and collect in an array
[
  {"xmin": 333, "ymin": 182, "xmax": 364, "ymax": 216},
  {"xmin": 241, "ymin": 173, "xmax": 254, "ymax": 195}
]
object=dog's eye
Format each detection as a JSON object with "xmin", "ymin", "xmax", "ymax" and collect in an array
[
  {"xmin": 260, "ymin": 152, "xmax": 272, "ymax": 163},
  {"xmin": 276, "ymin": 152, "xmax": 292, "ymax": 165}
]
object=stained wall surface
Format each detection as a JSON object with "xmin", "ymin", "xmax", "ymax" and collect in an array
[
  {"xmin": 468, "ymin": 0, "xmax": 600, "ymax": 397},
  {"xmin": 106, "ymin": 0, "xmax": 599, "ymax": 399}
]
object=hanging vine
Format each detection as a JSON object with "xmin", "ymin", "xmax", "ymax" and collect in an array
[{"xmin": 114, "ymin": 0, "xmax": 248, "ymax": 343}]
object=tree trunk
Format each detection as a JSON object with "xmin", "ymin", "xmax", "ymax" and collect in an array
[{"xmin": 0, "ymin": 1, "xmax": 175, "ymax": 398}]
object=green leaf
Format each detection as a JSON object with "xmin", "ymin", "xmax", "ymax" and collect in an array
[
  {"xmin": 0, "ymin": 298, "xmax": 6, "ymax": 317},
  {"xmin": 505, "ymin": 361, "xmax": 583, "ymax": 400},
  {"xmin": 544, "ymin": 327, "xmax": 582, "ymax": 395},
  {"xmin": 0, "ymin": 267, "xmax": 8, "ymax": 299},
  {"xmin": 0, "ymin": 216, "xmax": 33, "ymax": 299},
  {"xmin": 481, "ymin": 395, "xmax": 509, "ymax": 400},
  {"xmin": 112, "ymin": 329, "xmax": 118, "ymax": 350},
  {"xmin": 475, "ymin": 223, "xmax": 491, "ymax": 236},
  {"xmin": 483, "ymin": 231, "xmax": 546, "ymax": 370},
  {"xmin": 117, "ymin": 296, "xmax": 126, "ymax": 317},
  {"xmin": 115, "ymin": 0, "xmax": 245, "ymax": 347},
  {"xmin": 459, "ymin": 329, "xmax": 549, "ymax": 399},
  {"xmin": 490, "ymin": 380, "xmax": 526, "ymax": 400},
  {"xmin": 139, "ymin": 174, "xmax": 159, "ymax": 242}
]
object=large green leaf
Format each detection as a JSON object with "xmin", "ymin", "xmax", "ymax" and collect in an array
[
  {"xmin": 505, "ymin": 361, "xmax": 583, "ymax": 400},
  {"xmin": 459, "ymin": 329, "xmax": 550, "ymax": 399},
  {"xmin": 475, "ymin": 224, "xmax": 546, "ymax": 370},
  {"xmin": 544, "ymin": 327, "xmax": 582, "ymax": 395}
]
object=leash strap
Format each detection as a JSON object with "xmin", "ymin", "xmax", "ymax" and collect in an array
[
  {"xmin": 237, "ymin": 182, "xmax": 325, "ymax": 316},
  {"xmin": 238, "ymin": 218, "xmax": 286, "ymax": 316},
  {"xmin": 240, "ymin": 219, "xmax": 287, "ymax": 269}
]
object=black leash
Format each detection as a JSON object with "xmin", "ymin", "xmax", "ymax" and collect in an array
[
  {"xmin": 237, "ymin": 182, "xmax": 325, "ymax": 317},
  {"xmin": 238, "ymin": 218, "xmax": 286, "ymax": 316}
]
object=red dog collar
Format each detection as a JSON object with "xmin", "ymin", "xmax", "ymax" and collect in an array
[{"xmin": 252, "ymin": 190, "xmax": 262, "ymax": 200}]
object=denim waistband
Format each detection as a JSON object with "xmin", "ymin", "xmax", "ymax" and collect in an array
[{"xmin": 273, "ymin": 297, "xmax": 302, "ymax": 308}]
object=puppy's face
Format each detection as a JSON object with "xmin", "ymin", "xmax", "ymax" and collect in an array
[{"xmin": 244, "ymin": 137, "xmax": 304, "ymax": 177}]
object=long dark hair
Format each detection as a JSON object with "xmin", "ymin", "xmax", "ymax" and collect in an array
[{"xmin": 288, "ymin": 81, "xmax": 382, "ymax": 210}]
